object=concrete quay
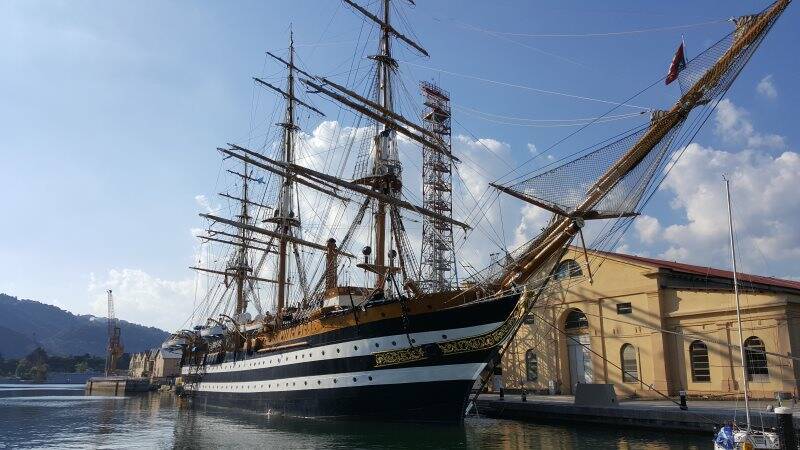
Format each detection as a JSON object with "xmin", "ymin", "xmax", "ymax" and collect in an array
[
  {"xmin": 475, "ymin": 394, "xmax": 800, "ymax": 433},
  {"xmin": 84, "ymin": 376, "xmax": 151, "ymax": 396}
]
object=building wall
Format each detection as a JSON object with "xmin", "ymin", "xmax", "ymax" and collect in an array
[
  {"xmin": 503, "ymin": 250, "xmax": 800, "ymax": 399},
  {"xmin": 128, "ymin": 352, "xmax": 151, "ymax": 378},
  {"xmin": 151, "ymin": 357, "xmax": 179, "ymax": 379}
]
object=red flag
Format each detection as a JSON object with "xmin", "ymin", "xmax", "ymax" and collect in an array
[{"xmin": 665, "ymin": 42, "xmax": 686, "ymax": 85}]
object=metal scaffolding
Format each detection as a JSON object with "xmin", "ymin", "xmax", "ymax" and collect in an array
[{"xmin": 419, "ymin": 81, "xmax": 457, "ymax": 292}]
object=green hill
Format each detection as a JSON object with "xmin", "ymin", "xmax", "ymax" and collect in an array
[{"xmin": 0, "ymin": 293, "xmax": 169, "ymax": 358}]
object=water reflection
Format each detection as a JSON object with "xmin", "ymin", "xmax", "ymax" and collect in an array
[{"xmin": 0, "ymin": 384, "xmax": 707, "ymax": 449}]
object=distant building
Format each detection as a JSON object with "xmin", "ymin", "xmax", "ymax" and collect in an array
[
  {"xmin": 503, "ymin": 247, "xmax": 800, "ymax": 399},
  {"xmin": 128, "ymin": 348, "xmax": 179, "ymax": 382},
  {"xmin": 150, "ymin": 348, "xmax": 181, "ymax": 381},
  {"xmin": 128, "ymin": 350, "xmax": 155, "ymax": 378}
]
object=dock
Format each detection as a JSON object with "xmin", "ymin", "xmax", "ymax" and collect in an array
[
  {"xmin": 475, "ymin": 394, "xmax": 800, "ymax": 433},
  {"xmin": 84, "ymin": 376, "xmax": 151, "ymax": 396}
]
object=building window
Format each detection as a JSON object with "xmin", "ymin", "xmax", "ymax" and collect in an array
[
  {"xmin": 616, "ymin": 303, "xmax": 632, "ymax": 314},
  {"xmin": 555, "ymin": 259, "xmax": 583, "ymax": 280},
  {"xmin": 526, "ymin": 351, "xmax": 538, "ymax": 382},
  {"xmin": 621, "ymin": 344, "xmax": 638, "ymax": 383},
  {"xmin": 564, "ymin": 309, "xmax": 588, "ymax": 330},
  {"xmin": 744, "ymin": 336, "xmax": 769, "ymax": 382},
  {"xmin": 689, "ymin": 340, "xmax": 711, "ymax": 382}
]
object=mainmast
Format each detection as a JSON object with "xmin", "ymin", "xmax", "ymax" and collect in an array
[
  {"xmin": 258, "ymin": 31, "xmax": 306, "ymax": 320},
  {"xmin": 364, "ymin": 0, "xmax": 399, "ymax": 289},
  {"xmin": 342, "ymin": 0, "xmax": 432, "ymax": 292},
  {"xmin": 275, "ymin": 31, "xmax": 297, "ymax": 317},
  {"xmin": 234, "ymin": 159, "xmax": 250, "ymax": 316}
]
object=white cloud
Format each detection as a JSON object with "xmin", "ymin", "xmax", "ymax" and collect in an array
[
  {"xmin": 88, "ymin": 269, "xmax": 196, "ymax": 332},
  {"xmin": 194, "ymin": 194, "xmax": 218, "ymax": 213},
  {"xmin": 714, "ymin": 99, "xmax": 785, "ymax": 149},
  {"xmin": 513, "ymin": 204, "xmax": 550, "ymax": 248},
  {"xmin": 756, "ymin": 74, "xmax": 777, "ymax": 99},
  {"xmin": 656, "ymin": 143, "xmax": 800, "ymax": 274},
  {"xmin": 634, "ymin": 215, "xmax": 661, "ymax": 244}
]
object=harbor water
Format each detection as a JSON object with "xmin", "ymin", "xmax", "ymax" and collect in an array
[{"xmin": 0, "ymin": 384, "xmax": 710, "ymax": 449}]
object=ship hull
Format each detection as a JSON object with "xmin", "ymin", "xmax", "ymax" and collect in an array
[{"xmin": 183, "ymin": 292, "xmax": 520, "ymax": 423}]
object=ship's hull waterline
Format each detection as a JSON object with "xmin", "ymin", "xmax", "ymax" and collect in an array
[{"xmin": 182, "ymin": 292, "xmax": 521, "ymax": 422}]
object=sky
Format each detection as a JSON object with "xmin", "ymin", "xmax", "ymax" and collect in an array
[{"xmin": 1, "ymin": 1, "xmax": 798, "ymax": 331}]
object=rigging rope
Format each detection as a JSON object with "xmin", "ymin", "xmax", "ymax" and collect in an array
[
  {"xmin": 456, "ymin": 18, "xmax": 731, "ymax": 39},
  {"xmin": 400, "ymin": 60, "xmax": 651, "ymax": 110}
]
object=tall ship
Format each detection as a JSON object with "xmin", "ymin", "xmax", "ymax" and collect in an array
[{"xmin": 168, "ymin": 0, "xmax": 792, "ymax": 422}]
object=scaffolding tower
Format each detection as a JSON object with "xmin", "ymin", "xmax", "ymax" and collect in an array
[{"xmin": 419, "ymin": 81, "xmax": 457, "ymax": 292}]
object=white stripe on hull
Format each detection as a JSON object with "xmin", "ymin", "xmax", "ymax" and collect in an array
[
  {"xmin": 192, "ymin": 363, "xmax": 486, "ymax": 393},
  {"xmin": 182, "ymin": 321, "xmax": 501, "ymax": 376}
]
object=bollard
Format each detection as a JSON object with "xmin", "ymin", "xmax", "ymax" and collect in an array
[
  {"xmin": 521, "ymin": 387, "xmax": 527, "ymax": 402},
  {"xmin": 775, "ymin": 406, "xmax": 797, "ymax": 450},
  {"xmin": 679, "ymin": 390, "xmax": 688, "ymax": 411}
]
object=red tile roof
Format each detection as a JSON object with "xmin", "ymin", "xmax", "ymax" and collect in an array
[{"xmin": 592, "ymin": 249, "xmax": 800, "ymax": 292}]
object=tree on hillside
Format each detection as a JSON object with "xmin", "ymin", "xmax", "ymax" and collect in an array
[{"xmin": 15, "ymin": 347, "xmax": 49, "ymax": 382}]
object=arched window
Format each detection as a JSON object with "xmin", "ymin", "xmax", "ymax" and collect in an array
[
  {"xmin": 555, "ymin": 259, "xmax": 583, "ymax": 280},
  {"xmin": 689, "ymin": 340, "xmax": 711, "ymax": 382},
  {"xmin": 621, "ymin": 344, "xmax": 638, "ymax": 383},
  {"xmin": 526, "ymin": 350, "xmax": 538, "ymax": 382},
  {"xmin": 564, "ymin": 309, "xmax": 588, "ymax": 330},
  {"xmin": 744, "ymin": 336, "xmax": 769, "ymax": 382}
]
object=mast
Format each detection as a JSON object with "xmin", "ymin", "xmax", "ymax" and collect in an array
[
  {"xmin": 725, "ymin": 175, "xmax": 751, "ymax": 431},
  {"xmin": 276, "ymin": 30, "xmax": 297, "ymax": 318},
  {"xmin": 372, "ymin": 0, "xmax": 395, "ymax": 288},
  {"xmin": 234, "ymin": 158, "xmax": 249, "ymax": 316}
]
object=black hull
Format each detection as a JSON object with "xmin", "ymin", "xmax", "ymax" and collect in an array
[
  {"xmin": 184, "ymin": 292, "xmax": 521, "ymax": 423},
  {"xmin": 193, "ymin": 380, "xmax": 474, "ymax": 423}
]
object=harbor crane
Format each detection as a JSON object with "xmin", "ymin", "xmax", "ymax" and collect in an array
[{"xmin": 104, "ymin": 289, "xmax": 124, "ymax": 376}]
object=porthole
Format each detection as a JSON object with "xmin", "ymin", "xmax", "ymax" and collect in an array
[
  {"xmin": 354, "ymin": 345, "xmax": 358, "ymax": 351},
  {"xmin": 322, "ymin": 350, "xmax": 325, "ymax": 355},
  {"xmin": 304, "ymin": 381, "xmax": 307, "ymax": 386},
  {"xmin": 352, "ymin": 377, "xmax": 357, "ymax": 382},
  {"xmin": 317, "ymin": 380, "xmax": 321, "ymax": 385},
  {"xmin": 336, "ymin": 348, "xmax": 340, "ymax": 353},
  {"xmin": 375, "ymin": 343, "xmax": 380, "ymax": 348},
  {"xmin": 368, "ymin": 376, "xmax": 373, "ymax": 381},
  {"xmin": 442, "ymin": 334, "xmax": 447, "ymax": 339},
  {"xmin": 392, "ymin": 341, "xmax": 397, "ymax": 346},
  {"xmin": 411, "ymin": 338, "xmax": 416, "ymax": 343}
]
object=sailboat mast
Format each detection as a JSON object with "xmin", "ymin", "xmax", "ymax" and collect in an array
[
  {"xmin": 725, "ymin": 176, "xmax": 751, "ymax": 431},
  {"xmin": 276, "ymin": 31, "xmax": 296, "ymax": 318}
]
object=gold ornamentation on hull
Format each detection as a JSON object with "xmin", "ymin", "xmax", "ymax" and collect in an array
[
  {"xmin": 372, "ymin": 294, "xmax": 526, "ymax": 367},
  {"xmin": 374, "ymin": 346, "xmax": 426, "ymax": 367}
]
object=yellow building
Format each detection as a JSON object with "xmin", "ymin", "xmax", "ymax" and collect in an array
[
  {"xmin": 503, "ymin": 248, "xmax": 800, "ymax": 399},
  {"xmin": 128, "ymin": 348, "xmax": 181, "ymax": 382}
]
